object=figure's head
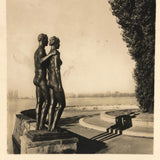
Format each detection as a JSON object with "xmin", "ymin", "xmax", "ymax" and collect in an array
[
  {"xmin": 38, "ymin": 33, "xmax": 48, "ymax": 46},
  {"xmin": 49, "ymin": 36, "xmax": 60, "ymax": 49}
]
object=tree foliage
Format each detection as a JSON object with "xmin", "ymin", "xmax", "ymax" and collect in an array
[{"xmin": 108, "ymin": 0, "xmax": 155, "ymax": 112}]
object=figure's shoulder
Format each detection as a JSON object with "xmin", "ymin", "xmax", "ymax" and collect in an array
[{"xmin": 37, "ymin": 47, "xmax": 45, "ymax": 56}]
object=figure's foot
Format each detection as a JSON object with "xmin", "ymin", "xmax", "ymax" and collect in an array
[
  {"xmin": 50, "ymin": 126, "xmax": 55, "ymax": 132},
  {"xmin": 39, "ymin": 125, "xmax": 47, "ymax": 130},
  {"xmin": 50, "ymin": 127, "xmax": 59, "ymax": 133},
  {"xmin": 48, "ymin": 125, "xmax": 52, "ymax": 131},
  {"xmin": 36, "ymin": 124, "xmax": 39, "ymax": 130}
]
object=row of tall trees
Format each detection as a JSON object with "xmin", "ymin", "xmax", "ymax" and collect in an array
[{"xmin": 109, "ymin": 0, "xmax": 155, "ymax": 112}]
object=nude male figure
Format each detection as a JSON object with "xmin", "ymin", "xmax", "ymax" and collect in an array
[{"xmin": 33, "ymin": 33, "xmax": 50, "ymax": 130}]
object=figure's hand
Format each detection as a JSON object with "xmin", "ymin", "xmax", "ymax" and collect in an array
[{"xmin": 50, "ymin": 51, "xmax": 56, "ymax": 56}]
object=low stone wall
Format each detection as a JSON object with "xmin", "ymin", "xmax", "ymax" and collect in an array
[{"xmin": 12, "ymin": 114, "xmax": 36, "ymax": 147}]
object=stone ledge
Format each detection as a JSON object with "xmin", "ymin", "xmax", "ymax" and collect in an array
[{"xmin": 100, "ymin": 112, "xmax": 153, "ymax": 128}]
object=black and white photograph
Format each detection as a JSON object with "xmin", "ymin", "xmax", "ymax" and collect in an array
[{"xmin": 0, "ymin": 0, "xmax": 160, "ymax": 158}]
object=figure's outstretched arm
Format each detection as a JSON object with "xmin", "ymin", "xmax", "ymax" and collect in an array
[{"xmin": 40, "ymin": 50, "xmax": 56, "ymax": 63}]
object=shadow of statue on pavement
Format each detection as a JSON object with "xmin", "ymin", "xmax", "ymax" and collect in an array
[{"xmin": 91, "ymin": 112, "xmax": 140, "ymax": 142}]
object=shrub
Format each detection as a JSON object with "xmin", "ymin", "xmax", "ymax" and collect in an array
[{"xmin": 108, "ymin": 0, "xmax": 155, "ymax": 113}]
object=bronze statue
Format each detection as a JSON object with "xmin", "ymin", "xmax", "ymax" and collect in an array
[
  {"xmin": 33, "ymin": 33, "xmax": 51, "ymax": 130},
  {"xmin": 40, "ymin": 36, "xmax": 66, "ymax": 132}
]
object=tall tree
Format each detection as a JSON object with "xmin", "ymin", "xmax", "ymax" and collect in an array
[{"xmin": 109, "ymin": 0, "xmax": 155, "ymax": 112}]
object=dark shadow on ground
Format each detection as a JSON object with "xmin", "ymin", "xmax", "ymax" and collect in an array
[
  {"xmin": 58, "ymin": 116, "xmax": 108, "ymax": 153},
  {"xmin": 58, "ymin": 127, "xmax": 107, "ymax": 153},
  {"xmin": 91, "ymin": 112, "xmax": 140, "ymax": 142},
  {"xmin": 77, "ymin": 134, "xmax": 107, "ymax": 153}
]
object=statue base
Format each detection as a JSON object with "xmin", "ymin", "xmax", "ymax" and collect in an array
[{"xmin": 21, "ymin": 130, "xmax": 78, "ymax": 154}]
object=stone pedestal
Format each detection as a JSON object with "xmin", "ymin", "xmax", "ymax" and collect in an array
[{"xmin": 20, "ymin": 130, "xmax": 78, "ymax": 154}]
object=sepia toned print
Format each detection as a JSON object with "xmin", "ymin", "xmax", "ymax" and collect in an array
[{"xmin": 6, "ymin": 0, "xmax": 155, "ymax": 155}]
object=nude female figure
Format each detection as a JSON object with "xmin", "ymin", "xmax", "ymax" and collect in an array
[{"xmin": 41, "ymin": 36, "xmax": 66, "ymax": 132}]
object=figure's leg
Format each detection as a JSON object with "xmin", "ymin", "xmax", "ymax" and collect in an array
[
  {"xmin": 48, "ymin": 88, "xmax": 57, "ymax": 131},
  {"xmin": 35, "ymin": 86, "xmax": 43, "ymax": 130},
  {"xmin": 39, "ymin": 81, "xmax": 50, "ymax": 130},
  {"xmin": 50, "ymin": 91, "xmax": 66, "ymax": 132}
]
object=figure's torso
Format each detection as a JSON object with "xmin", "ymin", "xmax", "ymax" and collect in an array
[
  {"xmin": 47, "ymin": 50, "xmax": 62, "ymax": 89},
  {"xmin": 34, "ymin": 47, "xmax": 46, "ymax": 71},
  {"xmin": 33, "ymin": 47, "xmax": 47, "ymax": 86}
]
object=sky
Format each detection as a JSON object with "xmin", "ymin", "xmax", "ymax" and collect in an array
[{"xmin": 7, "ymin": 0, "xmax": 136, "ymax": 97}]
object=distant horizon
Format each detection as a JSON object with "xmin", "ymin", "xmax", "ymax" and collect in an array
[{"xmin": 7, "ymin": 89, "xmax": 135, "ymax": 99}]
